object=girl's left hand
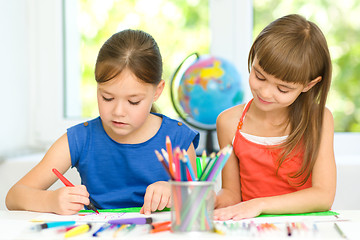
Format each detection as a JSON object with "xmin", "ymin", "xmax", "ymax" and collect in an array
[
  {"xmin": 140, "ymin": 181, "xmax": 171, "ymax": 215},
  {"xmin": 213, "ymin": 198, "xmax": 263, "ymax": 221}
]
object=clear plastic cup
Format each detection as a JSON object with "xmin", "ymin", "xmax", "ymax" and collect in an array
[{"xmin": 170, "ymin": 181, "xmax": 215, "ymax": 233}]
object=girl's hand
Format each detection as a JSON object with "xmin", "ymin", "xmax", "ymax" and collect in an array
[
  {"xmin": 213, "ymin": 198, "xmax": 263, "ymax": 221},
  {"xmin": 49, "ymin": 185, "xmax": 90, "ymax": 215},
  {"xmin": 140, "ymin": 181, "xmax": 171, "ymax": 215}
]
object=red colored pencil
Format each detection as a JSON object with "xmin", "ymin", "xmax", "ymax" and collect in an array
[
  {"xmin": 52, "ymin": 168, "xmax": 74, "ymax": 187},
  {"xmin": 52, "ymin": 168, "xmax": 99, "ymax": 214}
]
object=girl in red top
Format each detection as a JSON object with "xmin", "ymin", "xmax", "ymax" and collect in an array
[{"xmin": 214, "ymin": 14, "xmax": 336, "ymax": 220}]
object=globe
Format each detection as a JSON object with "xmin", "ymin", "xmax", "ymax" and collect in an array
[{"xmin": 171, "ymin": 53, "xmax": 244, "ymax": 130}]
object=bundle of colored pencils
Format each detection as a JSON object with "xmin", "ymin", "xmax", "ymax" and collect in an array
[
  {"xmin": 155, "ymin": 136, "xmax": 232, "ymax": 182},
  {"xmin": 154, "ymin": 136, "xmax": 233, "ymax": 232}
]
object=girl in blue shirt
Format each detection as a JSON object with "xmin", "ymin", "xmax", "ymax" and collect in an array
[{"xmin": 6, "ymin": 29, "xmax": 199, "ymax": 215}]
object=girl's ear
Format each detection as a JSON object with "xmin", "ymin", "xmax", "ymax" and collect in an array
[
  {"xmin": 154, "ymin": 80, "xmax": 165, "ymax": 101},
  {"xmin": 302, "ymin": 76, "xmax": 322, "ymax": 92}
]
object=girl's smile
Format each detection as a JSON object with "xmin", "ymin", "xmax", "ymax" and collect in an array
[{"xmin": 257, "ymin": 95, "xmax": 273, "ymax": 105}]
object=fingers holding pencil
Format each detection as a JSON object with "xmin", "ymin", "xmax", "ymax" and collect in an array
[
  {"xmin": 52, "ymin": 168, "xmax": 99, "ymax": 214},
  {"xmin": 51, "ymin": 185, "xmax": 92, "ymax": 215}
]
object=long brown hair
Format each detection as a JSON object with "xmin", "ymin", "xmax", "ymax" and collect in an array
[
  {"xmin": 95, "ymin": 29, "xmax": 163, "ymax": 112},
  {"xmin": 248, "ymin": 14, "xmax": 332, "ymax": 185}
]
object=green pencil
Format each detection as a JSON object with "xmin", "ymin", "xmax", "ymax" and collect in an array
[{"xmin": 196, "ymin": 157, "xmax": 202, "ymax": 179}]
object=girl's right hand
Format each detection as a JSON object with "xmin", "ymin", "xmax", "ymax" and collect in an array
[
  {"xmin": 213, "ymin": 198, "xmax": 263, "ymax": 221},
  {"xmin": 49, "ymin": 185, "xmax": 90, "ymax": 215}
]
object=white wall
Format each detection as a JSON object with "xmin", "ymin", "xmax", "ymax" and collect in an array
[{"xmin": 0, "ymin": 1, "xmax": 30, "ymax": 154}]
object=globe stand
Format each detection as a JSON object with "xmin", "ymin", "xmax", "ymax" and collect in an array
[{"xmin": 205, "ymin": 130, "xmax": 215, "ymax": 154}]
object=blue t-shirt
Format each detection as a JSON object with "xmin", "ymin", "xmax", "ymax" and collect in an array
[{"xmin": 67, "ymin": 113, "xmax": 199, "ymax": 209}]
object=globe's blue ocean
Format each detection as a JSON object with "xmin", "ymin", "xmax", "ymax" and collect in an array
[{"xmin": 178, "ymin": 56, "xmax": 244, "ymax": 127}]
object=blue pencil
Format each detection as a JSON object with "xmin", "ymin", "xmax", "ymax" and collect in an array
[
  {"xmin": 180, "ymin": 155, "xmax": 188, "ymax": 181},
  {"xmin": 182, "ymin": 150, "xmax": 197, "ymax": 181},
  {"xmin": 92, "ymin": 223, "xmax": 112, "ymax": 237}
]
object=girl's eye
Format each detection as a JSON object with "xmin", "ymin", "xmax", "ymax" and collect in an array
[
  {"xmin": 129, "ymin": 100, "xmax": 140, "ymax": 105},
  {"xmin": 102, "ymin": 96, "xmax": 113, "ymax": 102},
  {"xmin": 255, "ymin": 73, "xmax": 265, "ymax": 81},
  {"xmin": 278, "ymin": 88, "xmax": 289, "ymax": 94}
]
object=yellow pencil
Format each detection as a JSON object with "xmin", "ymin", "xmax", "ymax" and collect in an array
[
  {"xmin": 64, "ymin": 223, "xmax": 92, "ymax": 238},
  {"xmin": 113, "ymin": 224, "xmax": 128, "ymax": 238}
]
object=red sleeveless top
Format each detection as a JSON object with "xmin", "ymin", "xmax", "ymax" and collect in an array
[{"xmin": 234, "ymin": 99, "xmax": 312, "ymax": 201}]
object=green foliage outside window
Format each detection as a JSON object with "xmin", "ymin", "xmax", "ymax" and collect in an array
[
  {"xmin": 77, "ymin": 0, "xmax": 360, "ymax": 132},
  {"xmin": 78, "ymin": 0, "xmax": 209, "ymax": 118}
]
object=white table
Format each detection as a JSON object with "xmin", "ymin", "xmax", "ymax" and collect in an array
[{"xmin": 0, "ymin": 210, "xmax": 359, "ymax": 239}]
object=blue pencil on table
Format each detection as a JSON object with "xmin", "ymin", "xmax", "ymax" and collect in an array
[
  {"xmin": 32, "ymin": 221, "xmax": 76, "ymax": 231},
  {"xmin": 92, "ymin": 223, "xmax": 112, "ymax": 237}
]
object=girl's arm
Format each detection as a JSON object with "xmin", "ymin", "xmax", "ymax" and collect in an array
[
  {"xmin": 215, "ymin": 106, "xmax": 243, "ymax": 208},
  {"xmin": 5, "ymin": 133, "xmax": 90, "ymax": 215},
  {"xmin": 140, "ymin": 142, "xmax": 197, "ymax": 215},
  {"xmin": 214, "ymin": 108, "xmax": 336, "ymax": 220}
]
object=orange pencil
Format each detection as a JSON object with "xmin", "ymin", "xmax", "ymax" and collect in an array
[
  {"xmin": 166, "ymin": 136, "xmax": 174, "ymax": 177},
  {"xmin": 151, "ymin": 221, "xmax": 171, "ymax": 229},
  {"xmin": 150, "ymin": 225, "xmax": 171, "ymax": 233}
]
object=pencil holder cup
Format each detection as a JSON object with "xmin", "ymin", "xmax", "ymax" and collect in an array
[{"xmin": 170, "ymin": 181, "xmax": 215, "ymax": 233}]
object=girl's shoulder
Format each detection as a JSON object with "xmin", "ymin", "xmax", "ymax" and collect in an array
[
  {"xmin": 216, "ymin": 103, "xmax": 247, "ymax": 139},
  {"xmin": 322, "ymin": 106, "xmax": 334, "ymax": 129},
  {"xmin": 67, "ymin": 117, "xmax": 103, "ymax": 144},
  {"xmin": 68, "ymin": 117, "xmax": 101, "ymax": 130},
  {"xmin": 217, "ymin": 103, "xmax": 247, "ymax": 124},
  {"xmin": 152, "ymin": 112, "xmax": 199, "ymax": 134},
  {"xmin": 152, "ymin": 112, "xmax": 200, "ymax": 149}
]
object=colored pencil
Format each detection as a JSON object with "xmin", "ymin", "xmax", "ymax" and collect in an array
[
  {"xmin": 173, "ymin": 147, "xmax": 182, "ymax": 181},
  {"xmin": 64, "ymin": 223, "xmax": 92, "ymax": 238},
  {"xmin": 166, "ymin": 136, "xmax": 174, "ymax": 177},
  {"xmin": 155, "ymin": 150, "xmax": 174, "ymax": 180},
  {"xmin": 201, "ymin": 150, "xmax": 207, "ymax": 171},
  {"xmin": 196, "ymin": 157, "xmax": 202, "ymax": 179},
  {"xmin": 206, "ymin": 146, "xmax": 232, "ymax": 181},
  {"xmin": 182, "ymin": 150, "xmax": 196, "ymax": 181},
  {"xmin": 161, "ymin": 148, "xmax": 169, "ymax": 163},
  {"xmin": 52, "ymin": 168, "xmax": 99, "ymax": 214},
  {"xmin": 199, "ymin": 152, "xmax": 216, "ymax": 181}
]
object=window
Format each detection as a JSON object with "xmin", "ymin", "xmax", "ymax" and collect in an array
[
  {"xmin": 65, "ymin": 0, "xmax": 211, "ymax": 119},
  {"xmin": 29, "ymin": 0, "xmax": 252, "ymax": 147},
  {"xmin": 29, "ymin": 0, "xmax": 360, "ymax": 155},
  {"xmin": 64, "ymin": 0, "xmax": 253, "ymax": 120}
]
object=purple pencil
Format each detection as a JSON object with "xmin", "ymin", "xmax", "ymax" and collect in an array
[
  {"xmin": 206, "ymin": 146, "xmax": 232, "ymax": 181},
  {"xmin": 108, "ymin": 217, "xmax": 153, "ymax": 225}
]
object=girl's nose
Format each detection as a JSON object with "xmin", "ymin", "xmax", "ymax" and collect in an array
[
  {"xmin": 113, "ymin": 101, "xmax": 126, "ymax": 116},
  {"xmin": 259, "ymin": 83, "xmax": 273, "ymax": 99}
]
